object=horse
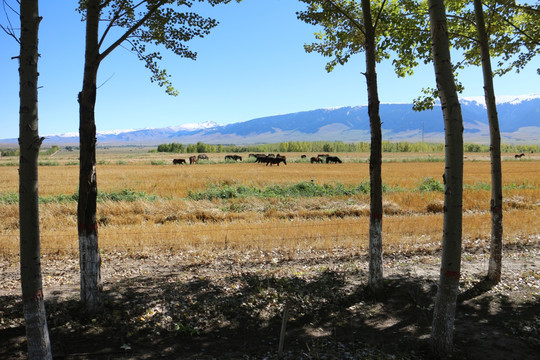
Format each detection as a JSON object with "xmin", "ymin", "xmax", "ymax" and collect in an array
[
  {"xmin": 172, "ymin": 158, "xmax": 186, "ymax": 165},
  {"xmin": 326, "ymin": 156, "xmax": 342, "ymax": 164},
  {"xmin": 301, "ymin": 155, "xmax": 307, "ymax": 159},
  {"xmin": 514, "ymin": 153, "xmax": 525, "ymax": 159},
  {"xmin": 189, "ymin": 156, "xmax": 197, "ymax": 164},
  {"xmin": 265, "ymin": 155, "xmax": 287, "ymax": 166},
  {"xmin": 225, "ymin": 155, "xmax": 242, "ymax": 162},
  {"xmin": 310, "ymin": 156, "xmax": 323, "ymax": 164},
  {"xmin": 197, "ymin": 154, "xmax": 208, "ymax": 160},
  {"xmin": 253, "ymin": 154, "xmax": 268, "ymax": 163}
]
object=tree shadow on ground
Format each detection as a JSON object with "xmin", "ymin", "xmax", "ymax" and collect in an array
[{"xmin": 1, "ymin": 265, "xmax": 538, "ymax": 359}]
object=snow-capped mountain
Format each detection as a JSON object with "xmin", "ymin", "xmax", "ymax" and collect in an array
[{"xmin": 1, "ymin": 96, "xmax": 538, "ymax": 145}]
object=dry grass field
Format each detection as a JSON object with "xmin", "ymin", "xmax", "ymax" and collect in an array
[
  {"xmin": 1, "ymin": 149, "xmax": 539, "ymax": 359},
  {"xmin": 0, "ymin": 150, "xmax": 538, "ymax": 257}
]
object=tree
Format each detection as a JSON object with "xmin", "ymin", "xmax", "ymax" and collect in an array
[
  {"xmin": 77, "ymin": 0, "xmax": 234, "ymax": 313},
  {"xmin": 472, "ymin": 0, "xmax": 502, "ymax": 285},
  {"xmin": 17, "ymin": 0, "xmax": 53, "ymax": 357},
  {"xmin": 427, "ymin": 0, "xmax": 464, "ymax": 355},
  {"xmin": 298, "ymin": 0, "xmax": 393, "ymax": 292}
]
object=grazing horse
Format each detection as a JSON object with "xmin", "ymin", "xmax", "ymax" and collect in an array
[
  {"xmin": 254, "ymin": 154, "xmax": 268, "ymax": 163},
  {"xmin": 265, "ymin": 155, "xmax": 287, "ymax": 166},
  {"xmin": 515, "ymin": 153, "xmax": 525, "ymax": 159},
  {"xmin": 326, "ymin": 156, "xmax": 342, "ymax": 164},
  {"xmin": 197, "ymin": 154, "xmax": 208, "ymax": 160},
  {"xmin": 310, "ymin": 156, "xmax": 323, "ymax": 164},
  {"xmin": 250, "ymin": 154, "xmax": 267, "ymax": 162},
  {"xmin": 225, "ymin": 155, "xmax": 242, "ymax": 162},
  {"xmin": 189, "ymin": 156, "xmax": 197, "ymax": 164},
  {"xmin": 173, "ymin": 158, "xmax": 186, "ymax": 165},
  {"xmin": 301, "ymin": 154, "xmax": 307, "ymax": 159}
]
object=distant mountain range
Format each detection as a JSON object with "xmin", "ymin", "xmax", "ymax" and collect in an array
[{"xmin": 2, "ymin": 95, "xmax": 539, "ymax": 146}]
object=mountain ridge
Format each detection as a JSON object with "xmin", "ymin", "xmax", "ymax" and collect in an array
[{"xmin": 1, "ymin": 95, "xmax": 539, "ymax": 146}]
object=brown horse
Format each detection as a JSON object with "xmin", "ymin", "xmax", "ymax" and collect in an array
[
  {"xmin": 515, "ymin": 153, "xmax": 525, "ymax": 159},
  {"xmin": 310, "ymin": 156, "xmax": 323, "ymax": 163},
  {"xmin": 197, "ymin": 154, "xmax": 209, "ymax": 160},
  {"xmin": 189, "ymin": 156, "xmax": 197, "ymax": 164}
]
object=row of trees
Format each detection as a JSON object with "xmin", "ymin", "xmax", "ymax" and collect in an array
[
  {"xmin": 8, "ymin": 0, "xmax": 538, "ymax": 359},
  {"xmin": 297, "ymin": 0, "xmax": 537, "ymax": 356},
  {"xmin": 156, "ymin": 140, "xmax": 540, "ymax": 154}
]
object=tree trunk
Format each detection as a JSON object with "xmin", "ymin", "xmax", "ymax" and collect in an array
[
  {"xmin": 18, "ymin": 0, "xmax": 53, "ymax": 358},
  {"xmin": 361, "ymin": 0, "xmax": 383, "ymax": 292},
  {"xmin": 78, "ymin": 0, "xmax": 102, "ymax": 313},
  {"xmin": 473, "ymin": 0, "xmax": 503, "ymax": 285},
  {"xmin": 428, "ymin": 0, "xmax": 464, "ymax": 356}
]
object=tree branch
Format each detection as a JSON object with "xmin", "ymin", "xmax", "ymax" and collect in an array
[
  {"xmin": 325, "ymin": 0, "xmax": 366, "ymax": 36},
  {"xmin": 373, "ymin": 0, "xmax": 387, "ymax": 31},
  {"xmin": 99, "ymin": 0, "xmax": 167, "ymax": 62},
  {"xmin": 98, "ymin": 0, "xmax": 148, "ymax": 50},
  {"xmin": 0, "ymin": 23, "xmax": 19, "ymax": 43},
  {"xmin": 446, "ymin": 13, "xmax": 476, "ymax": 27},
  {"xmin": 482, "ymin": 1, "xmax": 539, "ymax": 46}
]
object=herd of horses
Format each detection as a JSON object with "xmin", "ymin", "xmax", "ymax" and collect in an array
[
  {"xmin": 172, "ymin": 152, "xmax": 530, "ymax": 165},
  {"xmin": 172, "ymin": 153, "xmax": 343, "ymax": 166}
]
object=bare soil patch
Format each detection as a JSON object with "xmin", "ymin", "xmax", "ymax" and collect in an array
[{"xmin": 1, "ymin": 241, "xmax": 539, "ymax": 359}]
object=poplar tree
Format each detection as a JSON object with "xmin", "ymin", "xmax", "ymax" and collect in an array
[
  {"xmin": 18, "ymin": 0, "xmax": 53, "ymax": 357},
  {"xmin": 427, "ymin": 0, "xmax": 464, "ymax": 354},
  {"xmin": 298, "ymin": 0, "xmax": 397, "ymax": 292},
  {"xmin": 77, "ymin": 0, "xmax": 234, "ymax": 313}
]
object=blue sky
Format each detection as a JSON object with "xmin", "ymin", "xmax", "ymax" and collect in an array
[{"xmin": 1, "ymin": 0, "xmax": 538, "ymax": 140}]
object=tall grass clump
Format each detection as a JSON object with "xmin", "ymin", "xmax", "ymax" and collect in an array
[
  {"xmin": 150, "ymin": 160, "xmax": 167, "ymax": 165},
  {"xmin": 98, "ymin": 189, "xmax": 159, "ymax": 202},
  {"xmin": 418, "ymin": 177, "xmax": 444, "ymax": 192},
  {"xmin": 38, "ymin": 160, "xmax": 60, "ymax": 166},
  {"xmin": 0, "ymin": 192, "xmax": 19, "ymax": 204},
  {"xmin": 187, "ymin": 181, "xmax": 399, "ymax": 201},
  {"xmin": 0, "ymin": 189, "xmax": 159, "ymax": 204}
]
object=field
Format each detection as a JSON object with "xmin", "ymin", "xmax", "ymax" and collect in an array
[{"xmin": 1, "ymin": 149, "xmax": 539, "ymax": 359}]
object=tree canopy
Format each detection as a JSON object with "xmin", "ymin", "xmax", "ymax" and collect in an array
[{"xmin": 77, "ymin": 0, "xmax": 237, "ymax": 95}]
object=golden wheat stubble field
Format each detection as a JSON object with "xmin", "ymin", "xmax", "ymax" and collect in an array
[{"xmin": 0, "ymin": 151, "xmax": 539, "ymax": 257}]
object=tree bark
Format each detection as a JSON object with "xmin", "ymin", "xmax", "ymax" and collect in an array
[
  {"xmin": 428, "ymin": 0, "xmax": 464, "ymax": 356},
  {"xmin": 78, "ymin": 0, "xmax": 102, "ymax": 313},
  {"xmin": 473, "ymin": 0, "xmax": 503, "ymax": 285},
  {"xmin": 18, "ymin": 0, "xmax": 53, "ymax": 358},
  {"xmin": 362, "ymin": 0, "xmax": 383, "ymax": 292}
]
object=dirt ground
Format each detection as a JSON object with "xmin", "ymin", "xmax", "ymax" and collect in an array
[{"xmin": 1, "ymin": 239, "xmax": 539, "ymax": 359}]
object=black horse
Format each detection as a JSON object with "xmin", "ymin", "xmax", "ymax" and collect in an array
[
  {"xmin": 173, "ymin": 158, "xmax": 186, "ymax": 165},
  {"xmin": 265, "ymin": 155, "xmax": 287, "ymax": 166},
  {"xmin": 326, "ymin": 156, "xmax": 342, "ymax": 164},
  {"xmin": 225, "ymin": 155, "xmax": 242, "ymax": 162}
]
